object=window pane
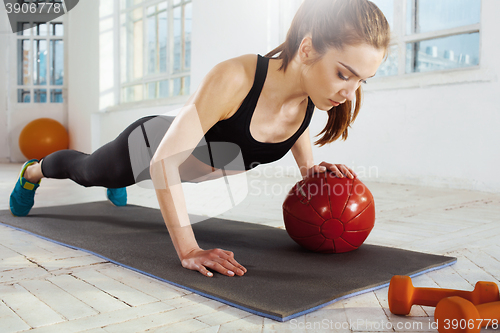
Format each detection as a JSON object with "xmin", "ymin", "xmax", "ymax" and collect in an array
[
  {"xmin": 51, "ymin": 23, "xmax": 64, "ymax": 36},
  {"xmin": 34, "ymin": 39, "xmax": 47, "ymax": 85},
  {"xmin": 17, "ymin": 22, "xmax": 31, "ymax": 36},
  {"xmin": 35, "ymin": 23, "xmax": 47, "ymax": 36},
  {"xmin": 376, "ymin": 45, "xmax": 398, "ymax": 77},
  {"xmin": 120, "ymin": 1, "xmax": 192, "ymax": 102},
  {"xmin": 159, "ymin": 80, "xmax": 169, "ymax": 98},
  {"xmin": 159, "ymin": 9, "xmax": 167, "ymax": 73},
  {"xmin": 184, "ymin": 2, "xmax": 191, "ymax": 70},
  {"xmin": 147, "ymin": 6, "xmax": 157, "ymax": 74},
  {"xmin": 370, "ymin": 0, "xmax": 393, "ymax": 30},
  {"xmin": 173, "ymin": 6, "xmax": 181, "ymax": 73},
  {"xmin": 122, "ymin": 9, "xmax": 143, "ymax": 82},
  {"xmin": 122, "ymin": 85, "xmax": 143, "ymax": 102},
  {"xmin": 121, "ymin": 0, "xmax": 143, "ymax": 9},
  {"xmin": 406, "ymin": 0, "xmax": 413, "ymax": 34},
  {"xmin": 50, "ymin": 40, "xmax": 64, "ymax": 85},
  {"xmin": 18, "ymin": 89, "xmax": 30, "ymax": 103},
  {"xmin": 18, "ymin": 39, "xmax": 31, "ymax": 85},
  {"xmin": 173, "ymin": 77, "xmax": 181, "ymax": 96},
  {"xmin": 406, "ymin": 33, "xmax": 479, "ymax": 73},
  {"xmin": 147, "ymin": 82, "xmax": 157, "ymax": 99},
  {"xmin": 120, "ymin": 13, "xmax": 127, "ymax": 83},
  {"xmin": 184, "ymin": 75, "xmax": 190, "ymax": 95},
  {"xmin": 133, "ymin": 9, "xmax": 143, "ymax": 79},
  {"xmin": 34, "ymin": 89, "xmax": 47, "ymax": 103},
  {"xmin": 123, "ymin": 87, "xmax": 132, "ymax": 102},
  {"xmin": 147, "ymin": 5, "xmax": 155, "ymax": 15},
  {"xmin": 50, "ymin": 89, "xmax": 63, "ymax": 103},
  {"xmin": 407, "ymin": 0, "xmax": 480, "ymax": 34}
]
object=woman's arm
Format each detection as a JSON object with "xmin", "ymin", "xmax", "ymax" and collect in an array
[
  {"xmin": 291, "ymin": 127, "xmax": 356, "ymax": 179},
  {"xmin": 290, "ymin": 128, "xmax": 316, "ymax": 178},
  {"xmin": 150, "ymin": 58, "xmax": 252, "ymax": 277}
]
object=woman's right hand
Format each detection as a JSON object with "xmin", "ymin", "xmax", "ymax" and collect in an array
[{"xmin": 180, "ymin": 248, "xmax": 247, "ymax": 277}]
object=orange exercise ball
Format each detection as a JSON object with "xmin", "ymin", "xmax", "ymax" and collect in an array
[{"xmin": 19, "ymin": 118, "xmax": 69, "ymax": 160}]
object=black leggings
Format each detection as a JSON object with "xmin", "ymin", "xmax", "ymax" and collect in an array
[{"xmin": 41, "ymin": 115, "xmax": 166, "ymax": 188}]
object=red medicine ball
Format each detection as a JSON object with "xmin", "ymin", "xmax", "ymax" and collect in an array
[{"xmin": 283, "ymin": 173, "xmax": 375, "ymax": 253}]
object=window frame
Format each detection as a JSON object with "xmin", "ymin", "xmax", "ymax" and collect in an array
[
  {"xmin": 118, "ymin": 0, "xmax": 192, "ymax": 106},
  {"xmin": 14, "ymin": 18, "xmax": 66, "ymax": 104},
  {"xmin": 366, "ymin": 0, "xmax": 489, "ymax": 91}
]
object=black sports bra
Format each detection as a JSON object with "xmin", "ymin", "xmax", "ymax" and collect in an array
[{"xmin": 192, "ymin": 55, "xmax": 315, "ymax": 171}]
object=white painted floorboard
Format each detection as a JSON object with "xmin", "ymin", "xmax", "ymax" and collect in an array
[{"xmin": 1, "ymin": 162, "xmax": 499, "ymax": 332}]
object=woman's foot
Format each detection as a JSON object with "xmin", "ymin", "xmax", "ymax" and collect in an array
[
  {"xmin": 106, "ymin": 187, "xmax": 127, "ymax": 206},
  {"xmin": 23, "ymin": 161, "xmax": 44, "ymax": 183},
  {"xmin": 10, "ymin": 159, "xmax": 42, "ymax": 216}
]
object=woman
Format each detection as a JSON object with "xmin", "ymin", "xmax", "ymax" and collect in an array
[{"xmin": 10, "ymin": 0, "xmax": 390, "ymax": 277}]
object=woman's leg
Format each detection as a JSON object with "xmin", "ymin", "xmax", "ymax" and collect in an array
[
  {"xmin": 28, "ymin": 116, "xmax": 159, "ymax": 188},
  {"xmin": 11, "ymin": 115, "xmax": 174, "ymax": 216}
]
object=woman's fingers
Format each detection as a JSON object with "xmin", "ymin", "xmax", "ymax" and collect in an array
[
  {"xmin": 211, "ymin": 250, "xmax": 246, "ymax": 276},
  {"xmin": 338, "ymin": 165, "xmax": 356, "ymax": 179},
  {"xmin": 220, "ymin": 250, "xmax": 247, "ymax": 275},
  {"xmin": 306, "ymin": 165, "xmax": 327, "ymax": 177},
  {"xmin": 318, "ymin": 162, "xmax": 344, "ymax": 178},
  {"xmin": 318, "ymin": 162, "xmax": 357, "ymax": 179},
  {"xmin": 331, "ymin": 164, "xmax": 345, "ymax": 178},
  {"xmin": 204, "ymin": 260, "xmax": 237, "ymax": 277},
  {"xmin": 183, "ymin": 248, "xmax": 247, "ymax": 277},
  {"xmin": 183, "ymin": 260, "xmax": 214, "ymax": 277},
  {"xmin": 198, "ymin": 265, "xmax": 214, "ymax": 277}
]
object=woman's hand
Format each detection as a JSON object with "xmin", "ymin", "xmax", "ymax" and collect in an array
[
  {"xmin": 306, "ymin": 162, "xmax": 357, "ymax": 179},
  {"xmin": 180, "ymin": 248, "xmax": 247, "ymax": 277}
]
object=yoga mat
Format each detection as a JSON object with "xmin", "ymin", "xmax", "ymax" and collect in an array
[{"xmin": 0, "ymin": 202, "xmax": 456, "ymax": 321}]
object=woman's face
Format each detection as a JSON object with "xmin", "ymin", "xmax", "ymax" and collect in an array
[{"xmin": 302, "ymin": 43, "xmax": 385, "ymax": 111}]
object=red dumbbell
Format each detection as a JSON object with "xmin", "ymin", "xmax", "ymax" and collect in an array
[
  {"xmin": 388, "ymin": 275, "xmax": 499, "ymax": 315},
  {"xmin": 434, "ymin": 296, "xmax": 500, "ymax": 333}
]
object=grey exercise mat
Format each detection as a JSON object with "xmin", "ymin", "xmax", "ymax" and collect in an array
[{"xmin": 0, "ymin": 202, "xmax": 456, "ymax": 321}]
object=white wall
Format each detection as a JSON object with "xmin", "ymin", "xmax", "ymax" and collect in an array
[
  {"xmin": 190, "ymin": 0, "xmax": 280, "ymax": 91},
  {"xmin": 66, "ymin": 0, "xmax": 100, "ymax": 154},
  {"xmin": 0, "ymin": 5, "xmax": 11, "ymax": 162}
]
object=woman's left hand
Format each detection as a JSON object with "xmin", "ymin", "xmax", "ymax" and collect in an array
[{"xmin": 306, "ymin": 162, "xmax": 357, "ymax": 179}]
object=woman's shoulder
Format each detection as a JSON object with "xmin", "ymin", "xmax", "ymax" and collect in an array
[
  {"xmin": 194, "ymin": 55, "xmax": 258, "ymax": 117},
  {"xmin": 186, "ymin": 54, "xmax": 259, "ymax": 122},
  {"xmin": 209, "ymin": 54, "xmax": 258, "ymax": 90}
]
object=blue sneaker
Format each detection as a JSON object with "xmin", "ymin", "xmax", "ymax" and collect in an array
[
  {"xmin": 10, "ymin": 159, "xmax": 41, "ymax": 217},
  {"xmin": 106, "ymin": 187, "xmax": 127, "ymax": 206}
]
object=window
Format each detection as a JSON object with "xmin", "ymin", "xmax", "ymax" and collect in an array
[
  {"xmin": 16, "ymin": 21, "xmax": 64, "ymax": 103},
  {"xmin": 120, "ymin": 0, "xmax": 191, "ymax": 103},
  {"xmin": 372, "ymin": 0, "xmax": 481, "ymax": 78}
]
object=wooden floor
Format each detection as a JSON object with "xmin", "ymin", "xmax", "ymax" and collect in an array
[{"xmin": 1, "ymin": 162, "xmax": 499, "ymax": 332}]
